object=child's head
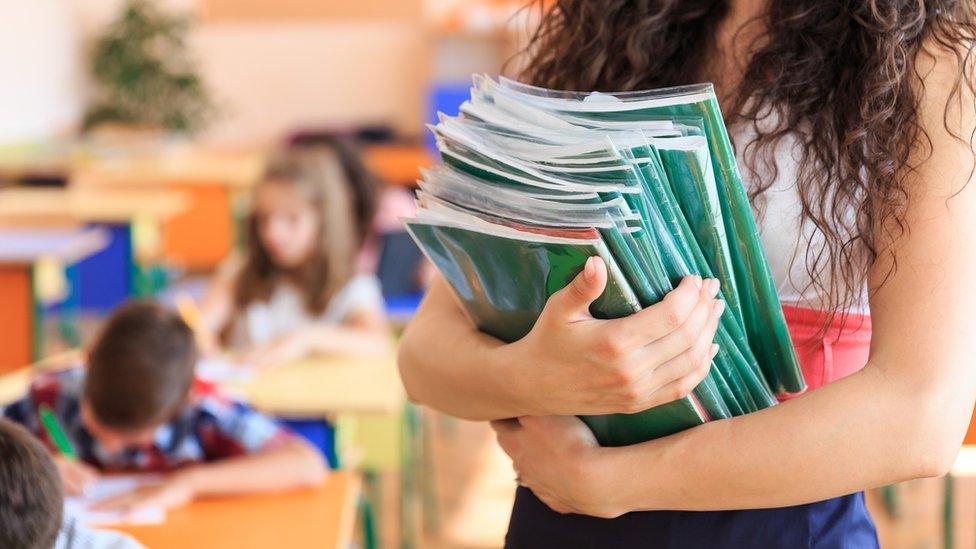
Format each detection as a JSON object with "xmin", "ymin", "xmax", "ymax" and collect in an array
[
  {"xmin": 0, "ymin": 418, "xmax": 63, "ymax": 549},
  {"xmin": 237, "ymin": 145, "xmax": 376, "ymax": 314},
  {"xmin": 82, "ymin": 301, "xmax": 197, "ymax": 453}
]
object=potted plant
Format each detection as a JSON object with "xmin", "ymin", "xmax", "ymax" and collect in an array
[{"xmin": 83, "ymin": 0, "xmax": 214, "ymax": 148}]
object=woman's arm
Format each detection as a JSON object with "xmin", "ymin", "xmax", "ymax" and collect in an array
[
  {"xmin": 399, "ymin": 258, "xmax": 726, "ymax": 421},
  {"xmin": 493, "ymin": 45, "xmax": 976, "ymax": 517}
]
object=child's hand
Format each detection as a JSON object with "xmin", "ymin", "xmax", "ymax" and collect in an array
[
  {"xmin": 53, "ymin": 456, "xmax": 99, "ymax": 495},
  {"xmin": 241, "ymin": 329, "xmax": 315, "ymax": 368},
  {"xmin": 92, "ymin": 473, "xmax": 195, "ymax": 514}
]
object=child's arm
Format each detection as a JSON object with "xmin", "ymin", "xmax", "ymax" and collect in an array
[
  {"xmin": 198, "ymin": 272, "xmax": 235, "ymax": 340},
  {"xmin": 242, "ymin": 309, "xmax": 392, "ymax": 366},
  {"xmin": 94, "ymin": 437, "xmax": 326, "ymax": 513}
]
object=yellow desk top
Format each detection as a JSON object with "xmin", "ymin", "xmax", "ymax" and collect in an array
[
  {"xmin": 113, "ymin": 471, "xmax": 361, "ymax": 549},
  {"xmin": 72, "ymin": 149, "xmax": 266, "ymax": 189},
  {"xmin": 0, "ymin": 351, "xmax": 404, "ymax": 418},
  {"xmin": 0, "ymin": 187, "xmax": 190, "ymax": 227},
  {"xmin": 225, "ymin": 353, "xmax": 405, "ymax": 418},
  {"xmin": 0, "ymin": 367, "xmax": 32, "ymax": 406},
  {"xmin": 0, "ymin": 351, "xmax": 80, "ymax": 402}
]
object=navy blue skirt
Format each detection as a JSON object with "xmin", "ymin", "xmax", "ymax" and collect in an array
[{"xmin": 505, "ymin": 487, "xmax": 878, "ymax": 549}]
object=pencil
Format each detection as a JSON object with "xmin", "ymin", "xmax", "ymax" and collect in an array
[
  {"xmin": 39, "ymin": 405, "xmax": 77, "ymax": 460},
  {"xmin": 176, "ymin": 292, "xmax": 213, "ymax": 352}
]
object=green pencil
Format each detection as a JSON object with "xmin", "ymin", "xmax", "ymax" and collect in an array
[{"xmin": 39, "ymin": 405, "xmax": 77, "ymax": 460}]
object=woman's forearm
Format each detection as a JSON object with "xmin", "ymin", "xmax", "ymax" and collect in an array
[
  {"xmin": 603, "ymin": 361, "xmax": 966, "ymax": 512},
  {"xmin": 398, "ymin": 278, "xmax": 530, "ymax": 420}
]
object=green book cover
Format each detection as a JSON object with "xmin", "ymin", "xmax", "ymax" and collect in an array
[
  {"xmin": 405, "ymin": 220, "xmax": 711, "ymax": 446},
  {"xmin": 494, "ymin": 76, "xmax": 804, "ymax": 394}
]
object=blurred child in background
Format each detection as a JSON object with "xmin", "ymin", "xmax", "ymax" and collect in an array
[
  {"xmin": 202, "ymin": 145, "xmax": 390, "ymax": 367},
  {"xmin": 3, "ymin": 302, "xmax": 326, "ymax": 515},
  {"xmin": 0, "ymin": 417, "xmax": 64, "ymax": 549},
  {"xmin": 0, "ymin": 418, "xmax": 143, "ymax": 549}
]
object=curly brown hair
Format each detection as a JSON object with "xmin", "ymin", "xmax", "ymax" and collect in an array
[{"xmin": 516, "ymin": 0, "xmax": 976, "ymax": 314}]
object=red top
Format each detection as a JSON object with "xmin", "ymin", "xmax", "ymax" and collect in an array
[{"xmin": 780, "ymin": 305, "xmax": 872, "ymax": 400}]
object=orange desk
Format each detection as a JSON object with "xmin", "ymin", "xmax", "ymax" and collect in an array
[
  {"xmin": 113, "ymin": 472, "xmax": 361, "ymax": 549},
  {"xmin": 362, "ymin": 143, "xmax": 433, "ymax": 187},
  {"xmin": 0, "ymin": 228, "xmax": 108, "ymax": 372},
  {"xmin": 72, "ymin": 149, "xmax": 266, "ymax": 271}
]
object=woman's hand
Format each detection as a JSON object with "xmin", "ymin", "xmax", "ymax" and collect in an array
[
  {"xmin": 492, "ymin": 415, "xmax": 624, "ymax": 518},
  {"xmin": 505, "ymin": 257, "xmax": 723, "ymax": 416}
]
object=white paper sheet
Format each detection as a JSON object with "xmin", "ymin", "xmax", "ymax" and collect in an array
[
  {"xmin": 64, "ymin": 475, "xmax": 166, "ymax": 526},
  {"xmin": 196, "ymin": 358, "xmax": 256, "ymax": 384}
]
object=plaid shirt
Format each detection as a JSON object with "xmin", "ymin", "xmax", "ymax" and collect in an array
[{"xmin": 3, "ymin": 368, "xmax": 291, "ymax": 472}]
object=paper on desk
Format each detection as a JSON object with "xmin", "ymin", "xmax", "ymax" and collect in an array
[
  {"xmin": 64, "ymin": 475, "xmax": 166, "ymax": 526},
  {"xmin": 196, "ymin": 357, "xmax": 256, "ymax": 384}
]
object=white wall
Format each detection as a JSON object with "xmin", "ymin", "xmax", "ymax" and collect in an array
[
  {"xmin": 194, "ymin": 21, "xmax": 427, "ymax": 146},
  {"xmin": 0, "ymin": 1, "xmax": 84, "ymax": 143},
  {"xmin": 0, "ymin": 0, "xmax": 427, "ymax": 146}
]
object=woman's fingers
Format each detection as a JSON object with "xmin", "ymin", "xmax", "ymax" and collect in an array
[
  {"xmin": 543, "ymin": 257, "xmax": 608, "ymax": 322},
  {"xmin": 642, "ymin": 280, "xmax": 721, "ymax": 365},
  {"xmin": 603, "ymin": 276, "xmax": 710, "ymax": 350},
  {"xmin": 619, "ymin": 297, "xmax": 723, "ymax": 412},
  {"xmin": 642, "ymin": 343, "xmax": 720, "ymax": 408},
  {"xmin": 637, "ymin": 299, "xmax": 724, "ymax": 408},
  {"xmin": 491, "ymin": 419, "xmax": 523, "ymax": 458}
]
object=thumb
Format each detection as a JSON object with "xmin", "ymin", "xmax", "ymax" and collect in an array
[{"xmin": 545, "ymin": 256, "xmax": 607, "ymax": 321}]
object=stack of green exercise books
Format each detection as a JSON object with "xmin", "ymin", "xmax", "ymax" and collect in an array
[{"xmin": 406, "ymin": 75, "xmax": 804, "ymax": 446}]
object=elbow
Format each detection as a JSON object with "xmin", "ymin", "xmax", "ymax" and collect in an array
[
  {"xmin": 293, "ymin": 439, "xmax": 330, "ymax": 486},
  {"xmin": 901, "ymin": 401, "xmax": 965, "ymax": 479},
  {"xmin": 396, "ymin": 330, "xmax": 429, "ymax": 407},
  {"xmin": 915, "ymin": 429, "xmax": 962, "ymax": 479},
  {"xmin": 910, "ymin": 436, "xmax": 959, "ymax": 479}
]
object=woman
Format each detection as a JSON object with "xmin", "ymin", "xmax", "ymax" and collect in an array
[{"xmin": 398, "ymin": 0, "xmax": 976, "ymax": 546}]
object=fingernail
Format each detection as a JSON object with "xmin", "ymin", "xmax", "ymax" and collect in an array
[
  {"xmin": 583, "ymin": 257, "xmax": 596, "ymax": 284},
  {"xmin": 691, "ymin": 275, "xmax": 702, "ymax": 289},
  {"xmin": 709, "ymin": 279, "xmax": 720, "ymax": 296},
  {"xmin": 709, "ymin": 343, "xmax": 720, "ymax": 359},
  {"xmin": 712, "ymin": 299, "xmax": 725, "ymax": 318}
]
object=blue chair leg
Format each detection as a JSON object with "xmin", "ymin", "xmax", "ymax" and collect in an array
[{"xmin": 280, "ymin": 418, "xmax": 339, "ymax": 469}]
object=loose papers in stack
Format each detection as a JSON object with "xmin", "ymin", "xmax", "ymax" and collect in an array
[{"xmin": 406, "ymin": 76, "xmax": 803, "ymax": 446}]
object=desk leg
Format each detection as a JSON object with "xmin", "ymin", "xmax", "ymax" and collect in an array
[
  {"xmin": 0, "ymin": 266, "xmax": 33, "ymax": 372},
  {"xmin": 58, "ymin": 264, "xmax": 81, "ymax": 348},
  {"xmin": 944, "ymin": 473, "xmax": 954, "ymax": 549},
  {"xmin": 29, "ymin": 264, "xmax": 44, "ymax": 362},
  {"xmin": 421, "ymin": 409, "xmax": 440, "ymax": 536},
  {"xmin": 879, "ymin": 484, "xmax": 900, "ymax": 518},
  {"xmin": 360, "ymin": 473, "xmax": 379, "ymax": 549},
  {"xmin": 401, "ymin": 404, "xmax": 422, "ymax": 549}
]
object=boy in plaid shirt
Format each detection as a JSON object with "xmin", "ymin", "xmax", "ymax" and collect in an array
[{"xmin": 3, "ymin": 301, "xmax": 326, "ymax": 514}]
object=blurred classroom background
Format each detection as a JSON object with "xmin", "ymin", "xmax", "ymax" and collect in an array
[{"xmin": 1, "ymin": 1, "xmax": 975, "ymax": 548}]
